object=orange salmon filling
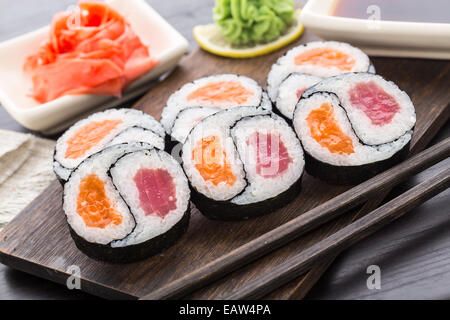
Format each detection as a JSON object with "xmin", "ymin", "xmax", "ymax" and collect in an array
[
  {"xmin": 307, "ymin": 103, "xmax": 355, "ymax": 155},
  {"xmin": 77, "ymin": 174, "xmax": 122, "ymax": 229},
  {"xmin": 187, "ymin": 81, "xmax": 253, "ymax": 105},
  {"xmin": 295, "ymin": 48, "xmax": 355, "ymax": 71},
  {"xmin": 192, "ymin": 136, "xmax": 236, "ymax": 186},
  {"xmin": 66, "ymin": 119, "xmax": 122, "ymax": 159}
]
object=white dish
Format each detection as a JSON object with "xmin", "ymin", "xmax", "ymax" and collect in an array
[
  {"xmin": 300, "ymin": 0, "xmax": 450, "ymax": 60},
  {"xmin": 0, "ymin": 0, "xmax": 188, "ymax": 132}
]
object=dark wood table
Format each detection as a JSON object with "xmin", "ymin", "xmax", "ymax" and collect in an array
[{"xmin": 0, "ymin": 0, "xmax": 448, "ymax": 300}]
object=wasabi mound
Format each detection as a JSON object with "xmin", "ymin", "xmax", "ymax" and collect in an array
[{"xmin": 213, "ymin": 0, "xmax": 295, "ymax": 45}]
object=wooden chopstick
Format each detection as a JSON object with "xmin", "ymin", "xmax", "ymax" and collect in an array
[
  {"xmin": 223, "ymin": 166, "xmax": 450, "ymax": 300},
  {"xmin": 140, "ymin": 137, "xmax": 450, "ymax": 300}
]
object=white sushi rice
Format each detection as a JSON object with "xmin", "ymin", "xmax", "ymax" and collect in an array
[
  {"xmin": 182, "ymin": 107, "xmax": 271, "ymax": 201},
  {"xmin": 169, "ymin": 93, "xmax": 271, "ymax": 144},
  {"xmin": 293, "ymin": 92, "xmax": 412, "ymax": 166},
  {"xmin": 107, "ymin": 127, "xmax": 165, "ymax": 150},
  {"xmin": 276, "ymin": 73, "xmax": 322, "ymax": 119},
  {"xmin": 54, "ymin": 109, "xmax": 165, "ymax": 181},
  {"xmin": 230, "ymin": 115, "xmax": 305, "ymax": 205},
  {"xmin": 267, "ymin": 41, "xmax": 372, "ymax": 101},
  {"xmin": 260, "ymin": 92, "xmax": 273, "ymax": 110},
  {"xmin": 63, "ymin": 143, "xmax": 154, "ymax": 245},
  {"xmin": 53, "ymin": 161, "xmax": 72, "ymax": 182},
  {"xmin": 161, "ymin": 74, "xmax": 271, "ymax": 134},
  {"xmin": 304, "ymin": 73, "xmax": 416, "ymax": 146},
  {"xmin": 171, "ymin": 107, "xmax": 220, "ymax": 144},
  {"xmin": 110, "ymin": 149, "xmax": 190, "ymax": 248}
]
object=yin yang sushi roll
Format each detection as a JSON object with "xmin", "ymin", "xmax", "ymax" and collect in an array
[
  {"xmin": 54, "ymin": 109, "xmax": 165, "ymax": 182},
  {"xmin": 160, "ymin": 74, "xmax": 272, "ymax": 141},
  {"xmin": 182, "ymin": 107, "xmax": 305, "ymax": 220},
  {"xmin": 63, "ymin": 143, "xmax": 190, "ymax": 263},
  {"xmin": 171, "ymin": 107, "xmax": 220, "ymax": 144},
  {"xmin": 293, "ymin": 73, "xmax": 416, "ymax": 185},
  {"xmin": 275, "ymin": 73, "xmax": 322, "ymax": 120},
  {"xmin": 267, "ymin": 41, "xmax": 375, "ymax": 113}
]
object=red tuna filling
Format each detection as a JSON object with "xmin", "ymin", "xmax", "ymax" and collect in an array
[
  {"xmin": 348, "ymin": 81, "xmax": 400, "ymax": 126},
  {"xmin": 296, "ymin": 88, "xmax": 307, "ymax": 100},
  {"xmin": 134, "ymin": 169, "xmax": 177, "ymax": 218},
  {"xmin": 247, "ymin": 132, "xmax": 292, "ymax": 178}
]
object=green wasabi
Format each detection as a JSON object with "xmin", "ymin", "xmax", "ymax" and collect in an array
[{"xmin": 213, "ymin": 0, "xmax": 295, "ymax": 45}]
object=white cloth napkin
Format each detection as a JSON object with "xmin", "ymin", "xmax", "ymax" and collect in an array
[{"xmin": 0, "ymin": 130, "xmax": 55, "ymax": 231}]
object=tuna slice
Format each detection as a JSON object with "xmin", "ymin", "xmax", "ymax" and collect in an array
[
  {"xmin": 349, "ymin": 81, "xmax": 400, "ymax": 126},
  {"xmin": 134, "ymin": 168, "xmax": 177, "ymax": 218},
  {"xmin": 296, "ymin": 88, "xmax": 307, "ymax": 99},
  {"xmin": 247, "ymin": 132, "xmax": 292, "ymax": 178}
]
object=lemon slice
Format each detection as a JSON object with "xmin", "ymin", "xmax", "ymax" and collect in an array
[{"xmin": 193, "ymin": 9, "xmax": 304, "ymax": 59}]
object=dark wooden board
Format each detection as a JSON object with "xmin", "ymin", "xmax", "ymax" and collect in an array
[{"xmin": 0, "ymin": 29, "xmax": 448, "ymax": 299}]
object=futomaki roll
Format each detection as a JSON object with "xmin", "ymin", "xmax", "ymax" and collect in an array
[
  {"xmin": 267, "ymin": 41, "xmax": 374, "ymax": 108},
  {"xmin": 182, "ymin": 107, "xmax": 305, "ymax": 220},
  {"xmin": 54, "ymin": 109, "xmax": 165, "ymax": 182},
  {"xmin": 293, "ymin": 73, "xmax": 416, "ymax": 185},
  {"xmin": 161, "ymin": 74, "xmax": 272, "ymax": 139},
  {"xmin": 63, "ymin": 143, "xmax": 190, "ymax": 263}
]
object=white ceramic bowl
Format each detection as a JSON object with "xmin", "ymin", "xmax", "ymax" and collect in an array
[
  {"xmin": 300, "ymin": 0, "xmax": 450, "ymax": 60},
  {"xmin": 0, "ymin": 0, "xmax": 188, "ymax": 133}
]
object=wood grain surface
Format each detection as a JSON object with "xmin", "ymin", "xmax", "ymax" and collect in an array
[{"xmin": 0, "ymin": 24, "xmax": 448, "ymax": 299}]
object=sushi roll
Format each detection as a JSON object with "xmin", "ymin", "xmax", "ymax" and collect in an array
[
  {"xmin": 182, "ymin": 107, "xmax": 305, "ymax": 220},
  {"xmin": 161, "ymin": 74, "xmax": 272, "ymax": 138},
  {"xmin": 171, "ymin": 107, "xmax": 220, "ymax": 144},
  {"xmin": 275, "ymin": 73, "xmax": 322, "ymax": 120},
  {"xmin": 267, "ymin": 41, "xmax": 375, "ymax": 108},
  {"xmin": 63, "ymin": 143, "xmax": 190, "ymax": 263},
  {"xmin": 293, "ymin": 73, "xmax": 416, "ymax": 185},
  {"xmin": 107, "ymin": 126, "xmax": 164, "ymax": 150},
  {"xmin": 54, "ymin": 109, "xmax": 165, "ymax": 182}
]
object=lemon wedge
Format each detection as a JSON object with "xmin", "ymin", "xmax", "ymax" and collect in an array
[{"xmin": 193, "ymin": 9, "xmax": 304, "ymax": 59}]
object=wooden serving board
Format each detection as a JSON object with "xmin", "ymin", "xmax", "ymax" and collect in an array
[{"xmin": 0, "ymin": 29, "xmax": 448, "ymax": 300}]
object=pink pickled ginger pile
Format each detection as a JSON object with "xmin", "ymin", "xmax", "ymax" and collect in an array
[{"xmin": 24, "ymin": 1, "xmax": 158, "ymax": 103}]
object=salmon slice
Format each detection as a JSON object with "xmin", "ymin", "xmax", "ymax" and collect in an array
[
  {"xmin": 247, "ymin": 132, "xmax": 292, "ymax": 178},
  {"xmin": 307, "ymin": 103, "xmax": 355, "ymax": 155},
  {"xmin": 134, "ymin": 169, "xmax": 177, "ymax": 218},
  {"xmin": 77, "ymin": 174, "xmax": 122, "ymax": 229},
  {"xmin": 295, "ymin": 48, "xmax": 355, "ymax": 71},
  {"xmin": 66, "ymin": 119, "xmax": 122, "ymax": 159},
  {"xmin": 24, "ymin": 1, "xmax": 158, "ymax": 104},
  {"xmin": 192, "ymin": 136, "xmax": 236, "ymax": 186},
  {"xmin": 349, "ymin": 81, "xmax": 400, "ymax": 126},
  {"xmin": 187, "ymin": 81, "xmax": 253, "ymax": 105}
]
